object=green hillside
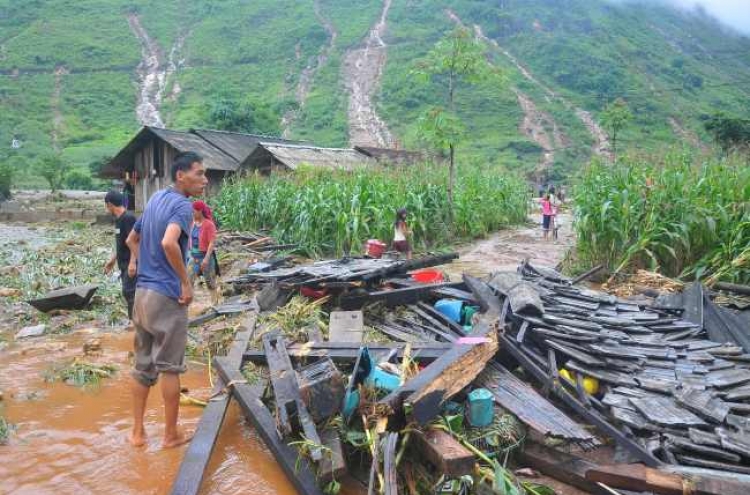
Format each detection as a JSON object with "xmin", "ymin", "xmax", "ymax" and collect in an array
[{"xmin": 1, "ymin": 0, "xmax": 749, "ymax": 185}]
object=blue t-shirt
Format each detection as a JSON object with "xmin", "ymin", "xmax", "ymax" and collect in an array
[{"xmin": 134, "ymin": 188, "xmax": 193, "ymax": 300}]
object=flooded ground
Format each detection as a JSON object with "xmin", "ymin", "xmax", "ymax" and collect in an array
[
  {"xmin": 0, "ymin": 221, "xmax": 295, "ymax": 495},
  {"xmin": 0, "ymin": 213, "xmax": 578, "ymax": 495}
]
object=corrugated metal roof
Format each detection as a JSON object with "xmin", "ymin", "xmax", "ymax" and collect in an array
[{"xmin": 257, "ymin": 143, "xmax": 375, "ymax": 171}]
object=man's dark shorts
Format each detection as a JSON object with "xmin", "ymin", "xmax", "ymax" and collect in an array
[{"xmin": 131, "ymin": 288, "xmax": 188, "ymax": 387}]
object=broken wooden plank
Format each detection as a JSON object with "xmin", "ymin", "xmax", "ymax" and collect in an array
[
  {"xmin": 705, "ymin": 368, "xmax": 750, "ymax": 389},
  {"xmin": 416, "ymin": 302, "xmax": 467, "ymax": 337},
  {"xmin": 382, "ymin": 432, "xmax": 398, "ymax": 495},
  {"xmin": 688, "ymin": 428, "xmax": 722, "ymax": 448},
  {"xmin": 630, "ymin": 396, "xmax": 707, "ymax": 428},
  {"xmin": 572, "ymin": 264, "xmax": 605, "ymax": 285},
  {"xmin": 519, "ymin": 443, "xmax": 610, "ymax": 495},
  {"xmin": 545, "ymin": 339, "xmax": 606, "ymax": 366},
  {"xmin": 412, "ymin": 428, "xmax": 475, "ymax": 476},
  {"xmin": 381, "ymin": 320, "xmax": 498, "ymax": 425},
  {"xmin": 318, "ymin": 428, "xmax": 347, "ymax": 484},
  {"xmin": 674, "ymin": 454, "xmax": 750, "ymax": 475},
  {"xmin": 339, "ymin": 282, "xmax": 461, "ymax": 310},
  {"xmin": 477, "ymin": 362, "xmax": 597, "ymax": 444},
  {"xmin": 507, "ymin": 281, "xmax": 544, "ymax": 316},
  {"xmin": 674, "ymin": 387, "xmax": 730, "ymax": 423},
  {"xmin": 27, "ymin": 284, "xmax": 98, "ymax": 312},
  {"xmin": 666, "ymin": 434, "xmax": 741, "ymax": 463},
  {"xmin": 499, "ymin": 334, "xmax": 660, "ymax": 466},
  {"xmin": 170, "ymin": 313, "xmax": 256, "ymax": 495},
  {"xmin": 587, "ymin": 463, "xmax": 749, "ymax": 495},
  {"xmin": 213, "ymin": 357, "xmax": 324, "ymax": 495},
  {"xmin": 463, "ymin": 274, "xmax": 502, "ymax": 315},
  {"xmin": 328, "ymin": 311, "xmax": 364, "ymax": 343},
  {"xmin": 262, "ymin": 331, "xmax": 322, "ymax": 460},
  {"xmin": 243, "ymin": 342, "xmax": 450, "ymax": 365}
]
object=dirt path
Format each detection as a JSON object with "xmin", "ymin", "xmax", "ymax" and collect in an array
[
  {"xmin": 126, "ymin": 13, "xmax": 186, "ymax": 128},
  {"xmin": 342, "ymin": 0, "xmax": 395, "ymax": 147},
  {"xmin": 281, "ymin": 0, "xmax": 338, "ymax": 138},
  {"xmin": 444, "ymin": 212, "xmax": 573, "ymax": 279}
]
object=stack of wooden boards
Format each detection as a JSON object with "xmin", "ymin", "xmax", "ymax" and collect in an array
[{"xmin": 498, "ymin": 262, "xmax": 750, "ymax": 475}]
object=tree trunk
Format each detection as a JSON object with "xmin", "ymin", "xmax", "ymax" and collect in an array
[
  {"xmin": 448, "ymin": 70, "xmax": 455, "ymax": 219},
  {"xmin": 448, "ymin": 143, "xmax": 455, "ymax": 217}
]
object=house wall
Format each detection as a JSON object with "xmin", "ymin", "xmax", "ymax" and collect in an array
[
  {"xmin": 134, "ymin": 140, "xmax": 178, "ymax": 211},
  {"xmin": 133, "ymin": 141, "xmax": 225, "ymax": 210}
]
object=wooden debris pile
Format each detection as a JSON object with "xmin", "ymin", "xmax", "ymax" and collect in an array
[
  {"xmin": 499, "ymin": 261, "xmax": 750, "ymax": 475},
  {"xmin": 172, "ymin": 254, "xmax": 750, "ymax": 495}
]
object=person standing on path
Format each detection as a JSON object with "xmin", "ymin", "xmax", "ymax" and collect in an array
[
  {"xmin": 125, "ymin": 152, "xmax": 208, "ymax": 449},
  {"xmin": 540, "ymin": 193, "xmax": 554, "ymax": 241},
  {"xmin": 103, "ymin": 190, "xmax": 138, "ymax": 322}
]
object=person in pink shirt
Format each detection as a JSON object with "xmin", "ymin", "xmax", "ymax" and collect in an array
[
  {"xmin": 187, "ymin": 201, "xmax": 219, "ymax": 302},
  {"xmin": 540, "ymin": 193, "xmax": 554, "ymax": 241}
]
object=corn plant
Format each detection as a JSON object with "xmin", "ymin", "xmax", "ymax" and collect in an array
[
  {"xmin": 213, "ymin": 163, "xmax": 528, "ymax": 257},
  {"xmin": 574, "ymin": 151, "xmax": 750, "ymax": 283}
]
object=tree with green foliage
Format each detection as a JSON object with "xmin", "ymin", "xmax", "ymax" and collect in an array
[
  {"xmin": 88, "ymin": 155, "xmax": 112, "ymax": 178},
  {"xmin": 601, "ymin": 98, "xmax": 633, "ymax": 160},
  {"xmin": 35, "ymin": 154, "xmax": 71, "ymax": 192},
  {"xmin": 704, "ymin": 113, "xmax": 750, "ymax": 153},
  {"xmin": 65, "ymin": 169, "xmax": 94, "ymax": 190},
  {"xmin": 205, "ymin": 97, "xmax": 281, "ymax": 135},
  {"xmin": 413, "ymin": 27, "xmax": 501, "ymax": 213}
]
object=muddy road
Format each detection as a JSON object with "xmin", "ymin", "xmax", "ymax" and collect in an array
[
  {"xmin": 0, "ymin": 222, "xmax": 294, "ymax": 495},
  {"xmin": 444, "ymin": 212, "xmax": 573, "ymax": 279}
]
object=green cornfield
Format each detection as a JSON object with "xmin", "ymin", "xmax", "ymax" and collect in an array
[
  {"xmin": 214, "ymin": 164, "xmax": 528, "ymax": 256},
  {"xmin": 574, "ymin": 152, "xmax": 750, "ymax": 284}
]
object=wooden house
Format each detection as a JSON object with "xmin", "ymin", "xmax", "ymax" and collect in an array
[{"xmin": 100, "ymin": 127, "xmax": 299, "ymax": 210}]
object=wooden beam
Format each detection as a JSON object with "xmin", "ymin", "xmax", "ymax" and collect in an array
[
  {"xmin": 381, "ymin": 319, "xmax": 498, "ymax": 425},
  {"xmin": 170, "ymin": 314, "xmax": 256, "ymax": 495},
  {"xmin": 213, "ymin": 356, "xmax": 324, "ymax": 495},
  {"xmin": 318, "ymin": 428, "xmax": 347, "ymax": 484},
  {"xmin": 243, "ymin": 342, "xmax": 451, "ymax": 366},
  {"xmin": 339, "ymin": 282, "xmax": 463, "ymax": 310},
  {"xmin": 519, "ymin": 443, "xmax": 610, "ymax": 495},
  {"xmin": 262, "ymin": 332, "xmax": 322, "ymax": 460},
  {"xmin": 382, "ymin": 432, "xmax": 399, "ymax": 495},
  {"xmin": 412, "ymin": 429, "xmax": 475, "ymax": 476},
  {"xmin": 586, "ymin": 463, "xmax": 749, "ymax": 495}
]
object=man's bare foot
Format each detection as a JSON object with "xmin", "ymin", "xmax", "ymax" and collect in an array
[
  {"xmin": 129, "ymin": 431, "xmax": 147, "ymax": 447},
  {"xmin": 162, "ymin": 428, "xmax": 193, "ymax": 449}
]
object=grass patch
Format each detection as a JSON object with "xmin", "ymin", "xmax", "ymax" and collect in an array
[{"xmin": 45, "ymin": 359, "xmax": 117, "ymax": 388}]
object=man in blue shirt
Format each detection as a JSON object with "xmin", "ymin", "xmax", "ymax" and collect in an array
[{"xmin": 125, "ymin": 151, "xmax": 207, "ymax": 449}]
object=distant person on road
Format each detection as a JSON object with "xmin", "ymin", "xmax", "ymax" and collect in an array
[
  {"xmin": 392, "ymin": 207, "xmax": 412, "ymax": 259},
  {"xmin": 549, "ymin": 188, "xmax": 560, "ymax": 240},
  {"xmin": 125, "ymin": 151, "xmax": 207, "ymax": 449},
  {"xmin": 187, "ymin": 200, "xmax": 219, "ymax": 304},
  {"xmin": 103, "ymin": 190, "xmax": 137, "ymax": 322},
  {"xmin": 540, "ymin": 193, "xmax": 554, "ymax": 241}
]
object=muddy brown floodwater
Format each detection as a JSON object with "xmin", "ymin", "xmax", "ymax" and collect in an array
[{"xmin": 0, "ymin": 327, "xmax": 294, "ymax": 495}]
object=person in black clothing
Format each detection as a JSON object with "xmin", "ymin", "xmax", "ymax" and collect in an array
[{"xmin": 103, "ymin": 190, "xmax": 138, "ymax": 321}]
